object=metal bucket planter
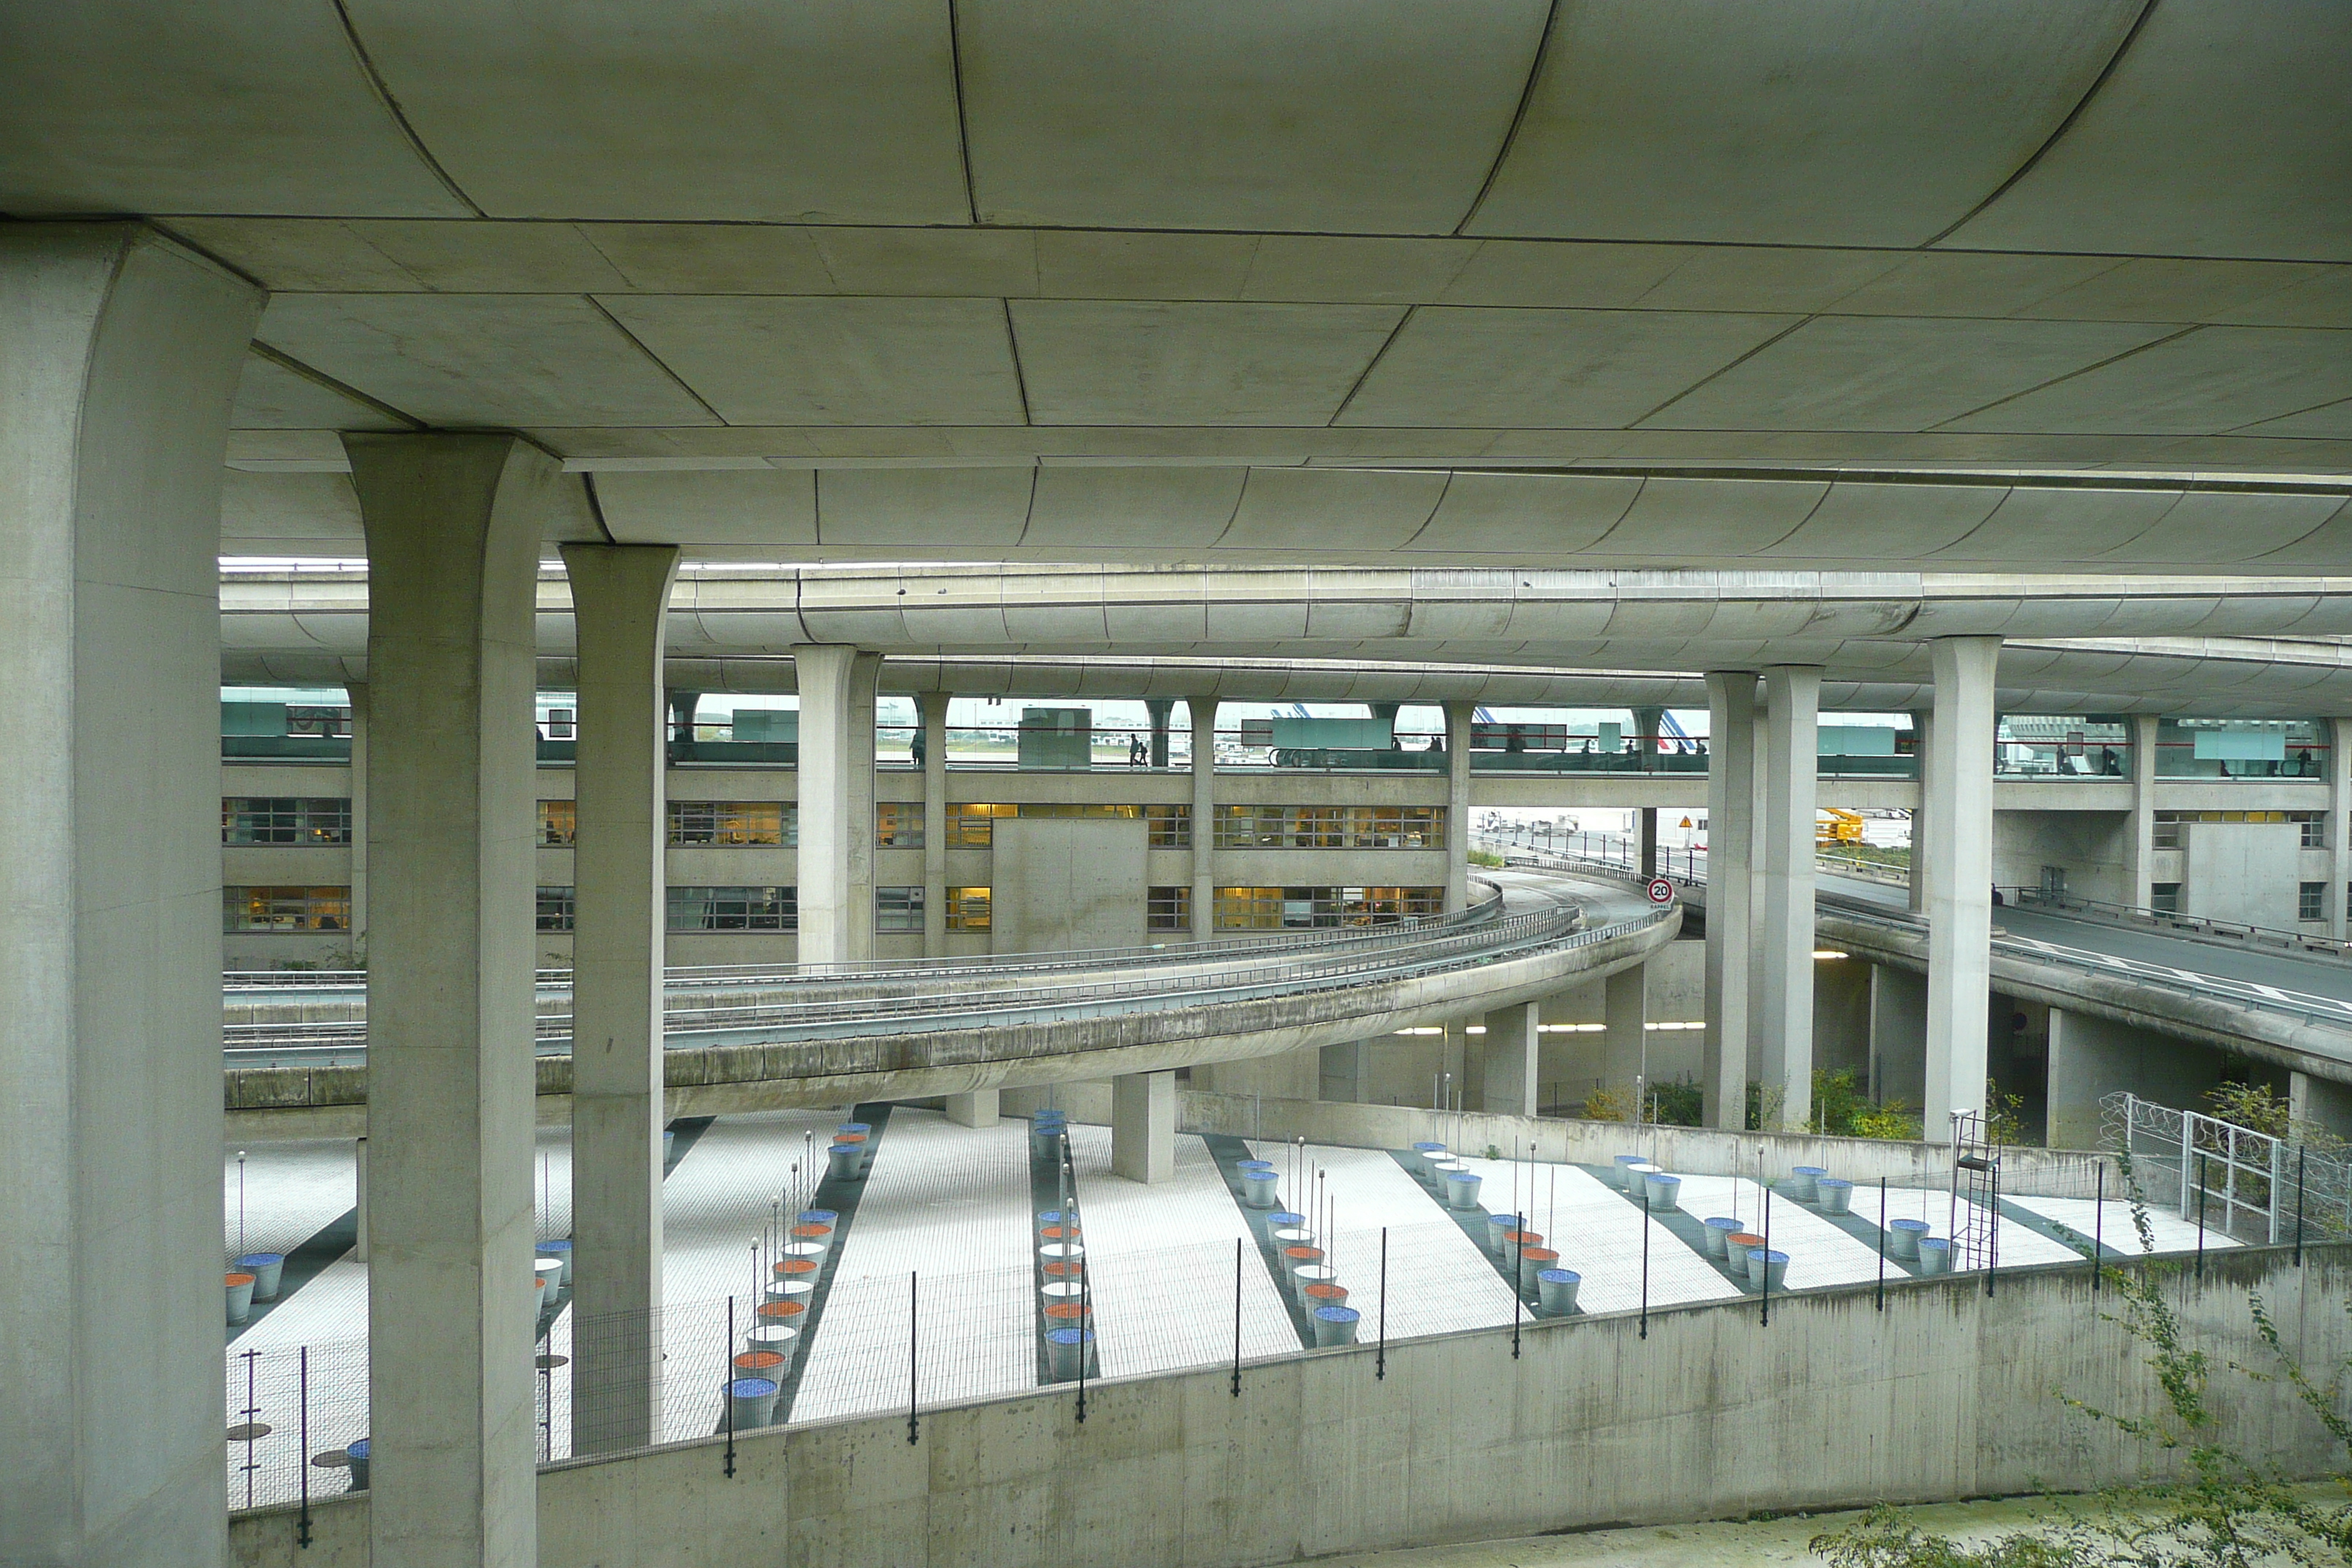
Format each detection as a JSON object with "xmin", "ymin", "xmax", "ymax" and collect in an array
[
  {"xmin": 826, "ymin": 1142, "xmax": 862, "ymax": 1181},
  {"xmin": 1428, "ymin": 1158, "xmax": 1466, "ymax": 1193},
  {"xmin": 1303, "ymin": 1280, "xmax": 1349, "ymax": 1313},
  {"xmin": 728, "ymin": 1376, "xmax": 780, "ymax": 1428},
  {"xmin": 1036, "ymin": 1208, "xmax": 1075, "ymax": 1234},
  {"xmin": 780, "ymin": 1241, "xmax": 826, "ymax": 1275},
  {"xmin": 1045, "ymin": 1327, "xmax": 1095, "ymax": 1380},
  {"xmin": 764, "ymin": 1280, "xmax": 814, "ymax": 1316},
  {"xmin": 1043, "ymin": 1302, "xmax": 1093, "ymax": 1335},
  {"xmin": 798, "ymin": 1209, "xmax": 838, "ymax": 1233},
  {"xmin": 832, "ymin": 1131, "xmax": 872, "ymax": 1175},
  {"xmin": 1411, "ymin": 1142, "xmax": 1447, "ymax": 1182},
  {"xmin": 1485, "ymin": 1213, "xmax": 1524, "ymax": 1255},
  {"xmin": 1281, "ymin": 1245, "xmax": 1325, "ymax": 1279},
  {"xmin": 1040, "ymin": 1242, "xmax": 1086, "ymax": 1272},
  {"xmin": 1041, "ymin": 1258, "xmax": 1084, "ymax": 1282},
  {"xmin": 1444, "ymin": 1169, "xmax": 1481, "ymax": 1211},
  {"xmin": 1725, "ymin": 1233, "xmax": 1764, "ymax": 1273},
  {"xmin": 773, "ymin": 1256, "xmax": 818, "ymax": 1287},
  {"xmin": 1791, "ymin": 1166, "xmax": 1828, "ymax": 1202},
  {"xmin": 1613, "ymin": 1154, "xmax": 1646, "ymax": 1189},
  {"xmin": 1311, "ymin": 1305, "xmax": 1361, "ymax": 1347},
  {"xmin": 1916, "ymin": 1237, "xmax": 1953, "ymax": 1275},
  {"xmin": 1624, "ymin": 1161, "xmax": 1659, "ymax": 1194},
  {"xmin": 1537, "ymin": 1267, "xmax": 1582, "ymax": 1315},
  {"xmin": 534, "ymin": 1259, "xmax": 565, "ymax": 1307},
  {"xmin": 1518, "ymin": 1246, "xmax": 1561, "ymax": 1292},
  {"xmin": 1243, "ymin": 1169, "xmax": 1280, "ymax": 1208},
  {"xmin": 1270, "ymin": 1225, "xmax": 1314, "ymax": 1251},
  {"xmin": 1236, "ymin": 1158, "xmax": 1275, "ymax": 1175},
  {"xmin": 226, "ymin": 1272, "xmax": 257, "ymax": 1325},
  {"xmin": 663, "ymin": 1130, "xmax": 676, "ymax": 1164},
  {"xmin": 745, "ymin": 1324, "xmax": 800, "ymax": 1367},
  {"xmin": 1816, "ymin": 1178, "xmax": 1855, "ymax": 1215},
  {"xmin": 755, "ymin": 1300, "xmax": 807, "ymax": 1331},
  {"xmin": 1030, "ymin": 1120, "xmax": 1066, "ymax": 1158},
  {"xmin": 1702, "ymin": 1217, "xmax": 1741, "ymax": 1259},
  {"xmin": 1643, "ymin": 1172, "xmax": 1683, "ymax": 1213},
  {"xmin": 1267, "ymin": 1210, "xmax": 1305, "ymax": 1231},
  {"xmin": 237, "ymin": 1253, "xmax": 286, "ymax": 1301},
  {"xmin": 1041, "ymin": 1281, "xmax": 1086, "ymax": 1313},
  {"xmin": 1888, "ymin": 1218, "xmax": 1929, "ymax": 1261},
  {"xmin": 1292, "ymin": 1264, "xmax": 1338, "ymax": 1305},
  {"xmin": 1038, "ymin": 1224, "xmax": 1082, "ymax": 1245},
  {"xmin": 344, "ymin": 1438, "xmax": 370, "ymax": 1492},
  {"xmin": 732, "ymin": 1349, "xmax": 788, "ymax": 1387},
  {"xmin": 1746, "ymin": 1249, "xmax": 1790, "ymax": 1292},
  {"xmin": 535, "ymin": 1240, "xmax": 573, "ymax": 1286}
]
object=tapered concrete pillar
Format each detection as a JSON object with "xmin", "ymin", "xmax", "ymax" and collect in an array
[
  {"xmin": 1445, "ymin": 700, "xmax": 1474, "ymax": 912},
  {"xmin": 1702, "ymin": 672, "xmax": 1757, "ymax": 1130},
  {"xmin": 1480, "ymin": 1000, "xmax": 1540, "ymax": 1116},
  {"xmin": 2125, "ymin": 713, "xmax": 2160, "ymax": 911},
  {"xmin": 349, "ymin": 679, "xmax": 372, "ymax": 943},
  {"xmin": 1907, "ymin": 709, "xmax": 1934, "ymax": 914},
  {"xmin": 794, "ymin": 645, "xmax": 860, "ymax": 965},
  {"xmin": 1925, "ymin": 636, "xmax": 2000, "ymax": 1139},
  {"xmin": 558, "ymin": 542, "xmax": 677, "ymax": 1454},
  {"xmin": 944, "ymin": 1091, "xmax": 1000, "ymax": 1127},
  {"xmin": 1191, "ymin": 698, "xmax": 1219, "ymax": 938},
  {"xmin": 1605, "ymin": 962, "xmax": 1650, "ymax": 1111},
  {"xmin": 846, "ymin": 652, "xmax": 882, "ymax": 962},
  {"xmin": 1758, "ymin": 666, "xmax": 1821, "ymax": 1129},
  {"xmin": 1111, "ymin": 1071, "xmax": 1175, "ymax": 1183},
  {"xmin": 0, "ymin": 224, "xmax": 257, "ymax": 1568},
  {"xmin": 920, "ymin": 690, "xmax": 950, "ymax": 957},
  {"xmin": 350, "ymin": 431, "xmax": 554, "ymax": 1568},
  {"xmin": 1146, "ymin": 696, "xmax": 1173, "ymax": 769},
  {"xmin": 2329, "ymin": 719, "xmax": 2351, "ymax": 939}
]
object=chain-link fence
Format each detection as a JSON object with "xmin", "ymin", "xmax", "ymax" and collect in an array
[{"xmin": 2103, "ymin": 1090, "xmax": 2352, "ymax": 1245}]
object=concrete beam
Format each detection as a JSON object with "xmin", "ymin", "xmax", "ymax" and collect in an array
[
  {"xmin": 1605, "ymin": 962, "xmax": 1649, "ymax": 1112},
  {"xmin": 1702, "ymin": 672, "xmax": 1756, "ymax": 1129},
  {"xmin": 1759, "ymin": 666, "xmax": 1821, "ymax": 1129},
  {"xmin": 0, "ymin": 222, "xmax": 257, "ymax": 1568},
  {"xmin": 1926, "ymin": 636, "xmax": 2001, "ymax": 1139},
  {"xmin": 1445, "ymin": 701, "xmax": 1473, "ymax": 913},
  {"xmin": 558, "ymin": 542, "xmax": 678, "ymax": 1454},
  {"xmin": 943, "ymin": 1091, "xmax": 1000, "ymax": 1128},
  {"xmin": 793, "ymin": 645, "xmax": 860, "ymax": 965},
  {"xmin": 1480, "ymin": 1000, "xmax": 1539, "ymax": 1117},
  {"xmin": 1110, "ymin": 1071, "xmax": 1175, "ymax": 1183},
  {"xmin": 350, "ymin": 431, "xmax": 553, "ymax": 1568},
  {"xmin": 1191, "ymin": 697, "xmax": 1218, "ymax": 938},
  {"xmin": 921, "ymin": 690, "xmax": 949, "ymax": 957}
]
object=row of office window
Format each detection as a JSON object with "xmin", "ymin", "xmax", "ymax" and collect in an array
[
  {"xmin": 222, "ymin": 797, "xmax": 352, "ymax": 845},
  {"xmin": 2151, "ymin": 810, "xmax": 2326, "ymax": 851},
  {"xmin": 2147, "ymin": 881, "xmax": 2339, "ymax": 924},
  {"xmin": 539, "ymin": 800, "xmax": 799, "ymax": 847},
  {"xmin": 941, "ymin": 802, "xmax": 1194, "ymax": 848},
  {"xmin": 1212, "ymin": 886, "xmax": 1444, "ymax": 929},
  {"xmin": 1212, "ymin": 805, "xmax": 1446, "ymax": 850}
]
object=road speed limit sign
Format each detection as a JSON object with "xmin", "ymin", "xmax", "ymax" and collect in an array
[{"xmin": 1646, "ymin": 877, "xmax": 1675, "ymax": 905}]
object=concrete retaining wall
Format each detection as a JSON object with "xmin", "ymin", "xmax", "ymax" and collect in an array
[
  {"xmin": 228, "ymin": 1248, "xmax": 2352, "ymax": 1568},
  {"xmin": 1178, "ymin": 1090, "xmax": 2116, "ymax": 1196}
]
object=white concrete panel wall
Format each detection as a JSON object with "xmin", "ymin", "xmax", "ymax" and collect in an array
[{"xmin": 2182, "ymin": 819, "xmax": 2304, "ymax": 929}]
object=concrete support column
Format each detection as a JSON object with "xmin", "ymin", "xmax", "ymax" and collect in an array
[
  {"xmin": 350, "ymin": 431, "xmax": 554, "ymax": 1568},
  {"xmin": 2126, "ymin": 713, "xmax": 2160, "ymax": 911},
  {"xmin": 1868, "ymin": 965, "xmax": 1929, "ymax": 1108},
  {"xmin": 943, "ymin": 1091, "xmax": 1000, "ymax": 1128},
  {"xmin": 1703, "ymin": 672, "xmax": 1757, "ymax": 1130},
  {"xmin": 1605, "ymin": 962, "xmax": 1651, "ymax": 1112},
  {"xmin": 2291, "ymin": 1071, "xmax": 2352, "ymax": 1142},
  {"xmin": 2330, "ymin": 719, "xmax": 2352, "ymax": 939},
  {"xmin": 919, "ymin": 690, "xmax": 949, "ymax": 957},
  {"xmin": 1758, "ymin": 666, "xmax": 1821, "ymax": 1129},
  {"xmin": 1191, "ymin": 698, "xmax": 1218, "ymax": 938},
  {"xmin": 793, "ymin": 645, "xmax": 860, "ymax": 965},
  {"xmin": 349, "ymin": 679, "xmax": 372, "ymax": 944},
  {"xmin": 355, "ymin": 1137, "xmax": 371, "ymax": 1264},
  {"xmin": 557, "ymin": 542, "xmax": 677, "ymax": 1455},
  {"xmin": 1925, "ymin": 636, "xmax": 2001, "ymax": 1139},
  {"xmin": 845, "ymin": 653, "xmax": 882, "ymax": 963},
  {"xmin": 1111, "ymin": 1071, "xmax": 1175, "ymax": 1183},
  {"xmin": 1907, "ymin": 709, "xmax": 1934, "ymax": 914},
  {"xmin": 1146, "ymin": 696, "xmax": 1173, "ymax": 769},
  {"xmin": 0, "ymin": 225, "xmax": 257, "ymax": 1568},
  {"xmin": 1480, "ymin": 1000, "xmax": 1540, "ymax": 1116},
  {"xmin": 1445, "ymin": 700, "xmax": 1474, "ymax": 912}
]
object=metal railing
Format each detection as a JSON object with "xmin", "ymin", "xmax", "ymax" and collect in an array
[
  {"xmin": 2006, "ymin": 886, "xmax": 2352, "ymax": 962},
  {"xmin": 2103, "ymin": 1090, "xmax": 2352, "ymax": 1245}
]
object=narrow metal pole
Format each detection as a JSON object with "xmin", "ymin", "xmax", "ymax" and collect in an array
[
  {"xmin": 1760, "ymin": 1184, "xmax": 1771, "ymax": 1328},
  {"xmin": 1376, "ymin": 1227, "xmax": 1388, "ymax": 1380},
  {"xmin": 2296, "ymin": 1143, "xmax": 2307, "ymax": 1267},
  {"xmin": 2195, "ymin": 1152, "xmax": 2208, "ymax": 1280},
  {"xmin": 1875, "ymin": 1177, "xmax": 1887, "ymax": 1311},
  {"xmin": 724, "ymin": 1295, "xmax": 736, "ymax": 1478},
  {"xmin": 1231, "ymin": 1238, "xmax": 1242, "ymax": 1398},
  {"xmin": 2093, "ymin": 1164, "xmax": 2105, "ymax": 1296},
  {"xmin": 1985, "ymin": 1157, "xmax": 1999, "ymax": 1299},
  {"xmin": 1638, "ymin": 1199, "xmax": 1650, "ymax": 1340},
  {"xmin": 908, "ymin": 1271, "xmax": 920, "ymax": 1444},
  {"xmin": 297, "ymin": 1345, "xmax": 311, "ymax": 1548}
]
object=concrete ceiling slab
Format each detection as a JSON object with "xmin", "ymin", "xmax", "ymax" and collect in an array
[
  {"xmin": 590, "ymin": 470, "xmax": 818, "ymax": 547},
  {"xmin": 1235, "ymin": 236, "xmax": 1485, "ymax": 306},
  {"xmin": 958, "ymin": 0, "xmax": 1548, "ymax": 232},
  {"xmin": 1338, "ymin": 307, "xmax": 1795, "ymax": 429},
  {"xmin": 600, "ymin": 295, "xmax": 1025, "ymax": 427},
  {"xmin": 1009, "ymin": 301, "xmax": 1405, "ymax": 426},
  {"xmin": 1466, "ymin": 0, "xmax": 2138, "ymax": 246},
  {"xmin": 230, "ymin": 353, "xmax": 411, "ymax": 433},
  {"xmin": 2242, "ymin": 399, "xmax": 2352, "ymax": 440},
  {"xmin": 1945, "ymin": 327, "xmax": 2352, "ymax": 436},
  {"xmin": 339, "ymin": 0, "xmax": 970, "ymax": 222},
  {"xmin": 1030, "ymin": 231, "xmax": 1264, "ymax": 301},
  {"xmin": 1433, "ymin": 241, "xmax": 1694, "ymax": 310},
  {"xmin": 2107, "ymin": 492, "xmax": 2348, "ymax": 564},
  {"xmin": 1758, "ymin": 482, "xmax": 2008, "ymax": 560},
  {"xmin": 219, "ymin": 470, "xmax": 365, "ymax": 546},
  {"xmin": 815, "ymin": 467, "xmax": 1036, "ymax": 551},
  {"xmin": 2215, "ymin": 271, "xmax": 2352, "ymax": 331},
  {"xmin": 2015, "ymin": 258, "xmax": 2340, "ymax": 325},
  {"xmin": 0, "ymin": 7, "xmax": 463, "ymax": 216},
  {"xmin": 1217, "ymin": 469, "xmax": 1450, "ymax": 554},
  {"xmin": 1398, "ymin": 471, "xmax": 1644, "ymax": 557},
  {"xmin": 1820, "ymin": 253, "xmax": 2128, "ymax": 319},
  {"xmin": 1588, "ymin": 477, "xmax": 1831, "ymax": 557},
  {"xmin": 255, "ymin": 293, "xmax": 718, "ymax": 427},
  {"xmin": 1648, "ymin": 316, "xmax": 2181, "ymax": 431},
  {"xmin": 1947, "ymin": 0, "xmax": 2352, "ymax": 262},
  {"xmin": 1021, "ymin": 467, "xmax": 1247, "ymax": 551}
]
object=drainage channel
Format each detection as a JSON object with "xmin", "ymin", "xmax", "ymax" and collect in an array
[
  {"xmin": 1203, "ymin": 1134, "xmax": 1319, "ymax": 1349},
  {"xmin": 1385, "ymin": 1150, "xmax": 1582, "ymax": 1320},
  {"xmin": 768, "ymin": 1103, "xmax": 895, "ymax": 1425},
  {"xmin": 1025, "ymin": 1117, "xmax": 1098, "ymax": 1383}
]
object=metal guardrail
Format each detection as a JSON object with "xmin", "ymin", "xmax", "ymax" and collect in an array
[
  {"xmin": 225, "ymin": 889, "xmax": 1671, "ymax": 1058},
  {"xmin": 2005, "ymin": 886, "xmax": 2352, "ymax": 962},
  {"xmin": 2103, "ymin": 1090, "xmax": 2352, "ymax": 1243}
]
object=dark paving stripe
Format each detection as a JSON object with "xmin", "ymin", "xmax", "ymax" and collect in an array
[
  {"xmin": 1991, "ymin": 1194, "xmax": 2117, "ymax": 1264},
  {"xmin": 663, "ymin": 1115, "xmax": 716, "ymax": 1176},
  {"xmin": 228, "ymin": 1207, "xmax": 358, "ymax": 1344},
  {"xmin": 1801, "ymin": 1185, "xmax": 1929, "ymax": 1280},
  {"xmin": 1025, "ymin": 1121, "xmax": 1097, "ymax": 1383},
  {"xmin": 1397, "ymin": 1152, "xmax": 1580, "ymax": 1319},
  {"xmin": 1578, "ymin": 1162, "xmax": 1781, "ymax": 1294},
  {"xmin": 771, "ymin": 1103, "xmax": 894, "ymax": 1425},
  {"xmin": 1202, "ymin": 1134, "xmax": 1316, "ymax": 1348}
]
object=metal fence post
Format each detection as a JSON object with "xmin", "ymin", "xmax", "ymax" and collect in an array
[
  {"xmin": 908, "ymin": 1271, "xmax": 920, "ymax": 1445},
  {"xmin": 1376, "ymin": 1227, "xmax": 1387, "ymax": 1381},
  {"xmin": 2195, "ymin": 1153, "xmax": 2208, "ymax": 1280},
  {"xmin": 1231, "ymin": 1238, "xmax": 1243, "ymax": 1398},
  {"xmin": 2093, "ymin": 1164, "xmax": 2105, "ymax": 1298},
  {"xmin": 1638, "ymin": 1196, "xmax": 1650, "ymax": 1340},
  {"xmin": 1760, "ymin": 1184, "xmax": 1771, "ymax": 1328},
  {"xmin": 1876, "ymin": 1177, "xmax": 1887, "ymax": 1312},
  {"xmin": 2297, "ymin": 1144, "xmax": 2307, "ymax": 1267},
  {"xmin": 723, "ymin": 1295, "xmax": 736, "ymax": 1479},
  {"xmin": 297, "ymin": 1346, "xmax": 312, "ymax": 1548}
]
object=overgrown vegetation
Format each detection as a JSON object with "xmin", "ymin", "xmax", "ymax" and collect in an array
[
  {"xmin": 1810, "ymin": 1159, "xmax": 2352, "ymax": 1568},
  {"xmin": 2206, "ymin": 1081, "xmax": 2350, "ymax": 1161},
  {"xmin": 1468, "ymin": 848, "xmax": 1507, "ymax": 868}
]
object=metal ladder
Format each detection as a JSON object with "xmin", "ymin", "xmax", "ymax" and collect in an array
[{"xmin": 1948, "ymin": 1110, "xmax": 2000, "ymax": 1272}]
